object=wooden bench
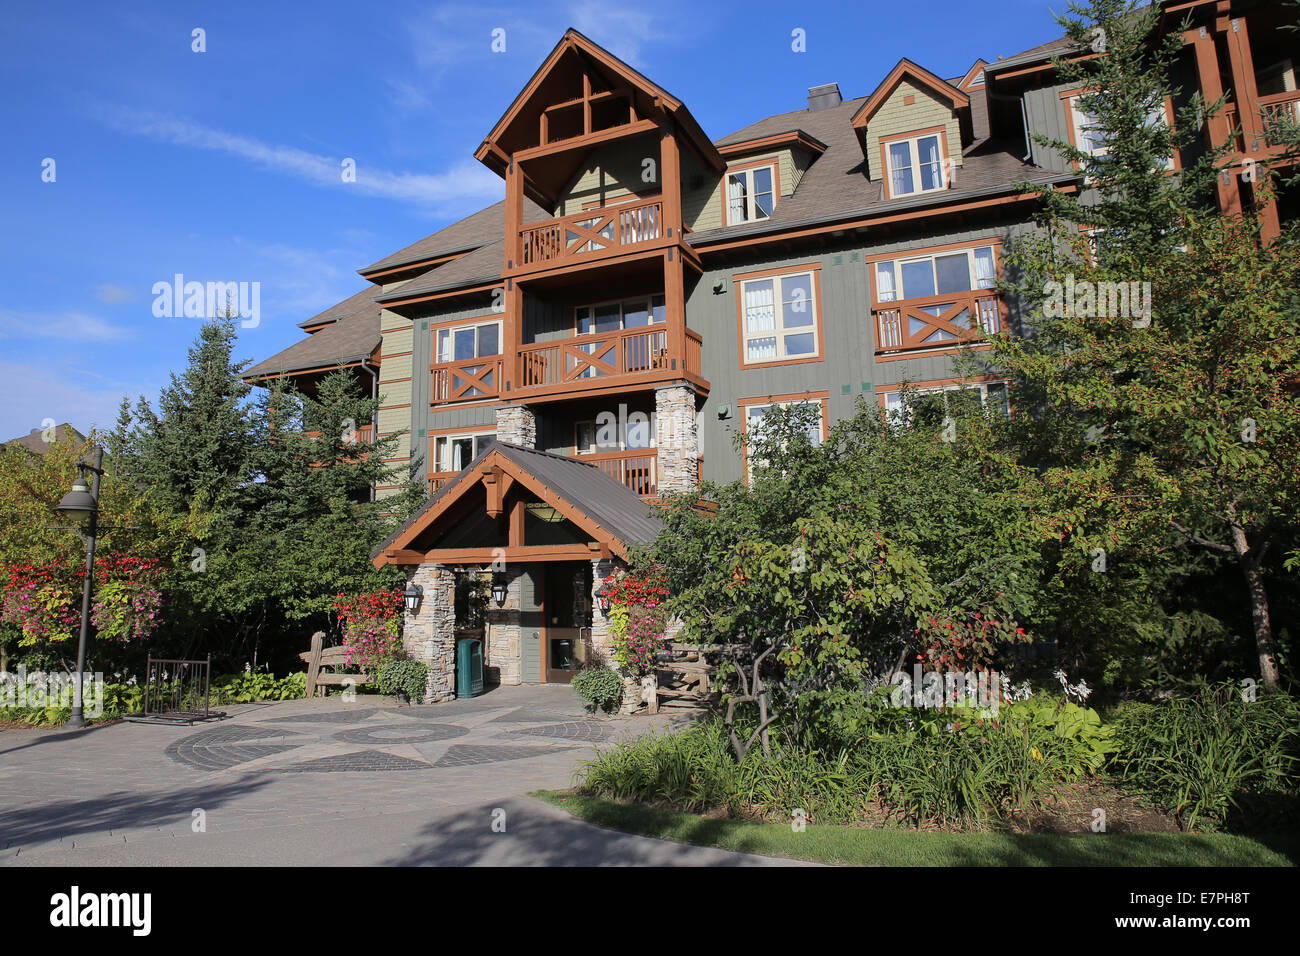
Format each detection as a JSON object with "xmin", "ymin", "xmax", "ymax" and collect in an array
[{"xmin": 299, "ymin": 631, "xmax": 376, "ymax": 698}]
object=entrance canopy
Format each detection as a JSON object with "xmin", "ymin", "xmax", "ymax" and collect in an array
[{"xmin": 371, "ymin": 442, "xmax": 664, "ymax": 568}]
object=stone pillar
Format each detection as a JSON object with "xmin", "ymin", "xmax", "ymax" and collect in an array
[
  {"xmin": 402, "ymin": 565, "xmax": 456, "ymax": 702},
  {"xmin": 589, "ymin": 556, "xmax": 619, "ymax": 666},
  {"xmin": 655, "ymin": 384, "xmax": 698, "ymax": 494},
  {"xmin": 485, "ymin": 567, "xmax": 524, "ymax": 685},
  {"xmin": 496, "ymin": 404, "xmax": 536, "ymax": 448}
]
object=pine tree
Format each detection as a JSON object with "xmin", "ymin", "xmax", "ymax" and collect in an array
[{"xmin": 991, "ymin": 0, "xmax": 1300, "ymax": 687}]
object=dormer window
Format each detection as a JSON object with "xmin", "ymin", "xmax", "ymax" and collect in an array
[
  {"xmin": 883, "ymin": 130, "xmax": 947, "ymax": 198},
  {"xmin": 726, "ymin": 163, "xmax": 776, "ymax": 225}
]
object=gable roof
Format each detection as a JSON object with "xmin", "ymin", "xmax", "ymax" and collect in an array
[
  {"xmin": 692, "ymin": 95, "xmax": 1077, "ymax": 247},
  {"xmin": 359, "ymin": 198, "xmax": 550, "ymax": 277},
  {"xmin": 4, "ymin": 423, "xmax": 86, "ymax": 455},
  {"xmin": 851, "ymin": 58, "xmax": 970, "ymax": 131},
  {"xmin": 372, "ymin": 441, "xmax": 664, "ymax": 566},
  {"xmin": 474, "ymin": 28, "xmax": 722, "ymax": 177},
  {"xmin": 244, "ymin": 286, "xmax": 386, "ymax": 380}
]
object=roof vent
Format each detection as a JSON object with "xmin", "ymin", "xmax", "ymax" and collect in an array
[{"xmin": 807, "ymin": 82, "xmax": 842, "ymax": 111}]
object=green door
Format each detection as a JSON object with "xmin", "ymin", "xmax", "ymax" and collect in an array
[{"xmin": 519, "ymin": 566, "xmax": 543, "ymax": 684}]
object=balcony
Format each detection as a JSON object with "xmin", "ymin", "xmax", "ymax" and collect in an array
[
  {"xmin": 875, "ymin": 291, "xmax": 1003, "ymax": 356},
  {"xmin": 516, "ymin": 326, "xmax": 704, "ymax": 398},
  {"xmin": 1221, "ymin": 89, "xmax": 1300, "ymax": 154},
  {"xmin": 584, "ymin": 449, "xmax": 658, "ymax": 497},
  {"xmin": 430, "ymin": 357, "xmax": 502, "ymax": 404},
  {"xmin": 517, "ymin": 195, "xmax": 665, "ymax": 273}
]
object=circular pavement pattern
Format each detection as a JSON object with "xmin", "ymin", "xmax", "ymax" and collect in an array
[{"xmin": 333, "ymin": 723, "xmax": 469, "ymax": 745}]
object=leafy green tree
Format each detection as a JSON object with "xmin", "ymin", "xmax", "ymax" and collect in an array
[{"xmin": 994, "ymin": 0, "xmax": 1300, "ymax": 687}]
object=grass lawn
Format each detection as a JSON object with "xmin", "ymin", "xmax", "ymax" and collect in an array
[{"xmin": 534, "ymin": 791, "xmax": 1299, "ymax": 866}]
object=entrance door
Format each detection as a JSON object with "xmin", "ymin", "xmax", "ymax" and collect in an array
[
  {"xmin": 544, "ymin": 562, "xmax": 591, "ymax": 683},
  {"xmin": 519, "ymin": 566, "xmax": 543, "ymax": 684}
]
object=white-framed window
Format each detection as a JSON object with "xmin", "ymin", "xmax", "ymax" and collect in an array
[
  {"xmin": 739, "ymin": 270, "xmax": 819, "ymax": 365},
  {"xmin": 743, "ymin": 398, "xmax": 825, "ymax": 480},
  {"xmin": 436, "ymin": 320, "xmax": 501, "ymax": 364},
  {"xmin": 885, "ymin": 132, "xmax": 946, "ymax": 197},
  {"xmin": 1066, "ymin": 93, "xmax": 1172, "ymax": 169},
  {"xmin": 575, "ymin": 413, "xmax": 656, "ymax": 454},
  {"xmin": 433, "ymin": 432, "xmax": 496, "ymax": 473},
  {"xmin": 726, "ymin": 164, "xmax": 776, "ymax": 225},
  {"xmin": 575, "ymin": 295, "xmax": 666, "ymax": 335},
  {"xmin": 874, "ymin": 245, "xmax": 997, "ymax": 304},
  {"xmin": 881, "ymin": 381, "xmax": 1009, "ymax": 421}
]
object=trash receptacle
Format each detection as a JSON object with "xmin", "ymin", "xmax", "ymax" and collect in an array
[{"xmin": 456, "ymin": 638, "xmax": 483, "ymax": 699}]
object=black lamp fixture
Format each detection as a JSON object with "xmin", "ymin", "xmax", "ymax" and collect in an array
[
  {"xmin": 403, "ymin": 582, "xmax": 423, "ymax": 613},
  {"xmin": 490, "ymin": 577, "xmax": 507, "ymax": 607},
  {"xmin": 53, "ymin": 447, "xmax": 104, "ymax": 729},
  {"xmin": 595, "ymin": 582, "xmax": 611, "ymax": 615}
]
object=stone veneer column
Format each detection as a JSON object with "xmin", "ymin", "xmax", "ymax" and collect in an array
[
  {"xmin": 655, "ymin": 384, "xmax": 699, "ymax": 495},
  {"xmin": 589, "ymin": 556, "xmax": 618, "ymax": 666},
  {"xmin": 495, "ymin": 404, "xmax": 536, "ymax": 448},
  {"xmin": 402, "ymin": 565, "xmax": 456, "ymax": 702},
  {"xmin": 484, "ymin": 568, "xmax": 524, "ymax": 685}
]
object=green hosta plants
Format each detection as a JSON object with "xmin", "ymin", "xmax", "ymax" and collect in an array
[
  {"xmin": 378, "ymin": 658, "xmax": 429, "ymax": 703},
  {"xmin": 572, "ymin": 666, "xmax": 623, "ymax": 714}
]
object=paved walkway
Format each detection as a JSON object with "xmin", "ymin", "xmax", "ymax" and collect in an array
[{"xmin": 0, "ymin": 685, "xmax": 805, "ymax": 866}]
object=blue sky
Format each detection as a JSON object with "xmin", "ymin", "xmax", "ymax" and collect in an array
[{"xmin": 0, "ymin": 0, "xmax": 1063, "ymax": 441}]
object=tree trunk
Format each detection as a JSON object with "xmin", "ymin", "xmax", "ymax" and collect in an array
[{"xmin": 1231, "ymin": 523, "xmax": 1279, "ymax": 687}]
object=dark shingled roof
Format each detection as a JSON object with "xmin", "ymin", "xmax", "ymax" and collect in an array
[
  {"xmin": 374, "ymin": 238, "xmax": 507, "ymax": 303},
  {"xmin": 371, "ymin": 442, "xmax": 665, "ymax": 562},
  {"xmin": 692, "ymin": 94, "xmax": 1075, "ymax": 245},
  {"xmin": 359, "ymin": 197, "xmax": 551, "ymax": 276},
  {"xmin": 244, "ymin": 285, "xmax": 388, "ymax": 379},
  {"xmin": 4, "ymin": 423, "xmax": 86, "ymax": 455}
]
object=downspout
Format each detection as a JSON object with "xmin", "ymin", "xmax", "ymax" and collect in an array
[
  {"xmin": 988, "ymin": 89, "xmax": 1035, "ymax": 164},
  {"xmin": 358, "ymin": 358, "xmax": 378, "ymax": 503}
]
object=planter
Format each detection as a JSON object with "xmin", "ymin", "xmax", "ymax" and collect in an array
[{"xmin": 618, "ymin": 675, "xmax": 642, "ymax": 715}]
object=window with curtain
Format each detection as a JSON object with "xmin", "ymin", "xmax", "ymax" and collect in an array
[
  {"xmin": 436, "ymin": 320, "xmax": 501, "ymax": 363},
  {"xmin": 885, "ymin": 133, "xmax": 945, "ymax": 197},
  {"xmin": 726, "ymin": 164, "xmax": 776, "ymax": 225},
  {"xmin": 575, "ymin": 295, "xmax": 666, "ymax": 334},
  {"xmin": 882, "ymin": 382, "xmax": 1008, "ymax": 422},
  {"xmin": 873, "ymin": 245, "xmax": 997, "ymax": 303},
  {"xmin": 1067, "ymin": 93, "xmax": 1173, "ymax": 170},
  {"xmin": 744, "ymin": 399, "xmax": 825, "ymax": 480},
  {"xmin": 740, "ymin": 271, "xmax": 819, "ymax": 364},
  {"xmin": 434, "ymin": 432, "xmax": 496, "ymax": 473}
]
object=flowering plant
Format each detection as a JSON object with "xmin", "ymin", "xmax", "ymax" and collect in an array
[
  {"xmin": 333, "ymin": 589, "xmax": 404, "ymax": 672},
  {"xmin": 90, "ymin": 555, "xmax": 163, "ymax": 643},
  {"xmin": 1, "ymin": 560, "xmax": 81, "ymax": 646},
  {"xmin": 603, "ymin": 569, "xmax": 669, "ymax": 678}
]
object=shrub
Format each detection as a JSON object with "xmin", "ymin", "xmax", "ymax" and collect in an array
[
  {"xmin": 378, "ymin": 659, "xmax": 429, "ymax": 703},
  {"xmin": 1109, "ymin": 685, "xmax": 1300, "ymax": 830},
  {"xmin": 578, "ymin": 692, "xmax": 1117, "ymax": 828},
  {"xmin": 572, "ymin": 667, "xmax": 623, "ymax": 713},
  {"xmin": 211, "ymin": 671, "xmax": 307, "ymax": 704}
]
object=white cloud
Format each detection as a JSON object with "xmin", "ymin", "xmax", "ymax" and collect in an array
[
  {"xmin": 0, "ymin": 361, "xmax": 138, "ymax": 441},
  {"xmin": 101, "ymin": 108, "xmax": 503, "ymax": 207},
  {"xmin": 0, "ymin": 309, "xmax": 130, "ymax": 342},
  {"xmin": 95, "ymin": 283, "xmax": 136, "ymax": 305}
]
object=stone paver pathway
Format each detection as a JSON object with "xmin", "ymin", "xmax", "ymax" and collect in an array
[{"xmin": 0, "ymin": 686, "xmax": 808, "ymax": 866}]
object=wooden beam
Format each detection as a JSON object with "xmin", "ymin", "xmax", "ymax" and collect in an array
[
  {"xmin": 515, "ymin": 118, "xmax": 659, "ymax": 163},
  {"xmin": 426, "ymin": 545, "xmax": 597, "ymax": 563},
  {"xmin": 509, "ymin": 495, "xmax": 525, "ymax": 547}
]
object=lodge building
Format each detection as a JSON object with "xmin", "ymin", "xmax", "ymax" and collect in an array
[{"xmin": 244, "ymin": 1, "xmax": 1298, "ymax": 699}]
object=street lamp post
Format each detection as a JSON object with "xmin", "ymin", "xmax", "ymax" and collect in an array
[{"xmin": 54, "ymin": 445, "xmax": 104, "ymax": 730}]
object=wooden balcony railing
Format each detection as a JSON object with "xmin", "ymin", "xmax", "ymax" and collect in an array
[
  {"xmin": 518, "ymin": 326, "xmax": 677, "ymax": 389},
  {"xmin": 875, "ymin": 291, "xmax": 1003, "ymax": 354},
  {"xmin": 585, "ymin": 449, "xmax": 657, "ymax": 497},
  {"xmin": 431, "ymin": 356, "xmax": 502, "ymax": 404},
  {"xmin": 1259, "ymin": 89, "xmax": 1300, "ymax": 147},
  {"xmin": 519, "ymin": 195, "xmax": 663, "ymax": 268}
]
